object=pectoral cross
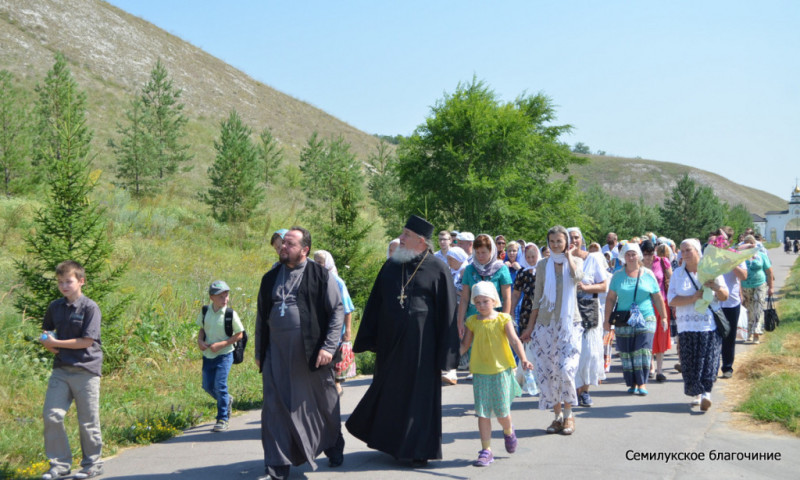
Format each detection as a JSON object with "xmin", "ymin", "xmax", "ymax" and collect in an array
[
  {"xmin": 279, "ymin": 301, "xmax": 287, "ymax": 317},
  {"xmin": 397, "ymin": 287, "xmax": 407, "ymax": 309}
]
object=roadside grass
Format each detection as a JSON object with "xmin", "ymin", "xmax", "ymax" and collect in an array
[{"xmin": 736, "ymin": 257, "xmax": 800, "ymax": 435}]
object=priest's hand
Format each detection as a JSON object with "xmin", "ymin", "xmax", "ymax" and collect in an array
[{"xmin": 316, "ymin": 349, "xmax": 333, "ymax": 368}]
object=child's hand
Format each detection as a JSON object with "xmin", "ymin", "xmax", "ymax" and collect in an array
[{"xmin": 521, "ymin": 360, "xmax": 533, "ymax": 370}]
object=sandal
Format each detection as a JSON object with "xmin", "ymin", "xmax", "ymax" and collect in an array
[{"xmin": 546, "ymin": 419, "xmax": 563, "ymax": 434}]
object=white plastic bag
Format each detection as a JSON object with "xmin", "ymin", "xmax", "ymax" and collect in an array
[{"xmin": 737, "ymin": 305, "xmax": 749, "ymax": 340}]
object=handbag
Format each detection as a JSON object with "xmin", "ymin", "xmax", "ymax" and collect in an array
[
  {"xmin": 764, "ymin": 296, "xmax": 780, "ymax": 332},
  {"xmin": 609, "ymin": 270, "xmax": 640, "ymax": 327},
  {"xmin": 577, "ymin": 294, "xmax": 599, "ymax": 330},
  {"xmin": 687, "ymin": 274, "xmax": 730, "ymax": 338}
]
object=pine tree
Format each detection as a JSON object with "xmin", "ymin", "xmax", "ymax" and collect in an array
[
  {"xmin": 365, "ymin": 140, "xmax": 403, "ymax": 237},
  {"xmin": 203, "ymin": 110, "xmax": 263, "ymax": 223},
  {"xmin": 0, "ymin": 70, "xmax": 32, "ymax": 196},
  {"xmin": 660, "ymin": 174, "xmax": 725, "ymax": 241},
  {"xmin": 300, "ymin": 133, "xmax": 370, "ymax": 270},
  {"xmin": 15, "ymin": 53, "xmax": 127, "ymax": 324},
  {"xmin": 257, "ymin": 127, "xmax": 283, "ymax": 188},
  {"xmin": 140, "ymin": 60, "xmax": 192, "ymax": 179},
  {"xmin": 109, "ymin": 97, "xmax": 156, "ymax": 196}
]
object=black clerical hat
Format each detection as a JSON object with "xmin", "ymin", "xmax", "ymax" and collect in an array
[{"xmin": 405, "ymin": 215, "xmax": 434, "ymax": 239}]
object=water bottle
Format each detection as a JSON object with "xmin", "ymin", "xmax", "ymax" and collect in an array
[
  {"xmin": 40, "ymin": 330, "xmax": 56, "ymax": 341},
  {"xmin": 523, "ymin": 368, "xmax": 538, "ymax": 396}
]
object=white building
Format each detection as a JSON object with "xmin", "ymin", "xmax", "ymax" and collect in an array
[{"xmin": 761, "ymin": 184, "xmax": 800, "ymax": 243}]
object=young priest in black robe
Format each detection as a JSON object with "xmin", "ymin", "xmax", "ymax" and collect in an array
[{"xmin": 346, "ymin": 215, "xmax": 459, "ymax": 466}]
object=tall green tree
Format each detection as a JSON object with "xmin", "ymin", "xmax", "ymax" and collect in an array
[
  {"xmin": 300, "ymin": 133, "xmax": 370, "ymax": 274},
  {"xmin": 0, "ymin": 70, "xmax": 32, "ymax": 196},
  {"xmin": 723, "ymin": 203, "xmax": 754, "ymax": 240},
  {"xmin": 203, "ymin": 110, "xmax": 263, "ymax": 223},
  {"xmin": 257, "ymin": 127, "xmax": 283, "ymax": 188},
  {"xmin": 396, "ymin": 77, "xmax": 583, "ymax": 237},
  {"xmin": 365, "ymin": 140, "xmax": 404, "ymax": 237},
  {"xmin": 660, "ymin": 174, "xmax": 725, "ymax": 241},
  {"xmin": 32, "ymin": 53, "xmax": 92, "ymax": 167},
  {"xmin": 580, "ymin": 184, "xmax": 662, "ymax": 242},
  {"xmin": 109, "ymin": 97, "xmax": 156, "ymax": 196},
  {"xmin": 15, "ymin": 53, "xmax": 127, "ymax": 323},
  {"xmin": 140, "ymin": 59, "xmax": 192, "ymax": 179}
]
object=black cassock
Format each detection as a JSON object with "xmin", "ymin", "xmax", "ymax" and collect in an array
[{"xmin": 346, "ymin": 251, "xmax": 459, "ymax": 461}]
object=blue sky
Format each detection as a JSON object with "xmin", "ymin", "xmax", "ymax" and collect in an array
[{"xmin": 106, "ymin": 0, "xmax": 800, "ymax": 202}]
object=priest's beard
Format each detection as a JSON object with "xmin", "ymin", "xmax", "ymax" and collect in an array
[{"xmin": 391, "ymin": 246, "xmax": 420, "ymax": 264}]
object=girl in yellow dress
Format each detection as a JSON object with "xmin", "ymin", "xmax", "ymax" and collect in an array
[{"xmin": 460, "ymin": 281, "xmax": 533, "ymax": 467}]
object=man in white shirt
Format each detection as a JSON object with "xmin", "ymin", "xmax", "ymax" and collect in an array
[{"xmin": 434, "ymin": 230, "xmax": 451, "ymax": 264}]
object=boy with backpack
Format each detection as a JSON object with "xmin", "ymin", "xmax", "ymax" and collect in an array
[{"xmin": 197, "ymin": 280, "xmax": 245, "ymax": 432}]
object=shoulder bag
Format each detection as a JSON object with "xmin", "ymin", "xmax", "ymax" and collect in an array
[
  {"xmin": 609, "ymin": 270, "xmax": 640, "ymax": 327},
  {"xmin": 687, "ymin": 274, "xmax": 730, "ymax": 338}
]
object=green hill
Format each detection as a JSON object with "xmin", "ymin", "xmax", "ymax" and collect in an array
[
  {"xmin": 0, "ymin": 0, "xmax": 384, "ymax": 193},
  {"xmin": 570, "ymin": 154, "xmax": 788, "ymax": 215}
]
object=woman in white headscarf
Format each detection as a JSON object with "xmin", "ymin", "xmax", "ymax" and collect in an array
[
  {"xmin": 603, "ymin": 242, "xmax": 666, "ymax": 396},
  {"xmin": 510, "ymin": 243, "xmax": 540, "ymax": 335},
  {"xmin": 313, "ymin": 250, "xmax": 355, "ymax": 395},
  {"xmin": 441, "ymin": 246, "xmax": 469, "ymax": 385},
  {"xmin": 667, "ymin": 239, "xmax": 728, "ymax": 411},
  {"xmin": 386, "ymin": 238, "xmax": 400, "ymax": 260},
  {"xmin": 519, "ymin": 226, "xmax": 583, "ymax": 436},
  {"xmin": 567, "ymin": 227, "xmax": 610, "ymax": 408}
]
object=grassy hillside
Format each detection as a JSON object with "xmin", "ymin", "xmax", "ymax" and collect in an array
[
  {"xmin": 0, "ymin": 0, "xmax": 385, "ymax": 195},
  {"xmin": 570, "ymin": 154, "xmax": 787, "ymax": 215}
]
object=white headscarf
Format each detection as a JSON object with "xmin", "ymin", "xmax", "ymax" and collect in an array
[
  {"xmin": 680, "ymin": 238, "xmax": 703, "ymax": 259},
  {"xmin": 471, "ymin": 280, "xmax": 501, "ymax": 306},
  {"xmin": 386, "ymin": 238, "xmax": 400, "ymax": 260},
  {"xmin": 522, "ymin": 243, "xmax": 540, "ymax": 271},
  {"xmin": 541, "ymin": 228, "xmax": 579, "ymax": 339},
  {"xmin": 472, "ymin": 234, "xmax": 503, "ymax": 277},
  {"xmin": 566, "ymin": 227, "xmax": 587, "ymax": 251},
  {"xmin": 618, "ymin": 242, "xmax": 643, "ymax": 265},
  {"xmin": 314, "ymin": 250, "xmax": 339, "ymax": 277},
  {"xmin": 446, "ymin": 246, "xmax": 468, "ymax": 264}
]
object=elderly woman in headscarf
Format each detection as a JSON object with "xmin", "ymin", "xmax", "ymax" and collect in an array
[
  {"xmin": 567, "ymin": 227, "xmax": 610, "ymax": 407},
  {"xmin": 603, "ymin": 242, "xmax": 667, "ymax": 396},
  {"xmin": 458, "ymin": 234, "xmax": 513, "ymax": 338},
  {"xmin": 519, "ymin": 226, "xmax": 583, "ymax": 435},
  {"xmin": 386, "ymin": 238, "xmax": 400, "ymax": 260},
  {"xmin": 667, "ymin": 239, "xmax": 728, "ymax": 411},
  {"xmin": 441, "ymin": 246, "xmax": 469, "ymax": 385},
  {"xmin": 739, "ymin": 234, "xmax": 774, "ymax": 344},
  {"xmin": 313, "ymin": 250, "xmax": 355, "ymax": 395}
]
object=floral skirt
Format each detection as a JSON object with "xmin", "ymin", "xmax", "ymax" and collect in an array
[
  {"xmin": 531, "ymin": 320, "xmax": 581, "ymax": 409},
  {"xmin": 473, "ymin": 368, "xmax": 522, "ymax": 418}
]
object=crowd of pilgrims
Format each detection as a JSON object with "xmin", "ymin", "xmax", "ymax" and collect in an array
[
  {"xmin": 310, "ymin": 223, "xmax": 774, "ymax": 468},
  {"xmin": 377, "ymin": 225, "xmax": 774, "ymax": 466}
]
